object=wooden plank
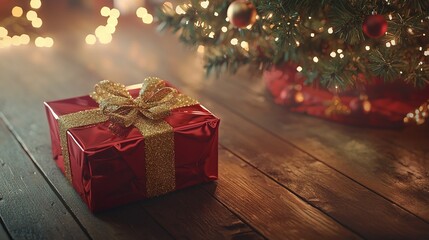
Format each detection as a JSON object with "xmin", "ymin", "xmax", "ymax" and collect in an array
[
  {"xmin": 210, "ymin": 149, "xmax": 360, "ymax": 239},
  {"xmin": 0, "ymin": 221, "xmax": 11, "ymax": 240},
  {"xmin": 143, "ymin": 187, "xmax": 264, "ymax": 240},
  {"xmin": 0, "ymin": 14, "xmax": 265, "ymax": 240},
  {"xmin": 215, "ymin": 120, "xmax": 429, "ymax": 239},
  {"xmin": 52, "ymin": 20, "xmax": 361, "ymax": 238},
  {"xmin": 197, "ymin": 77, "xmax": 429, "ymax": 223},
  {"xmin": 56, "ymin": 20, "xmax": 429, "ymax": 238},
  {"xmin": 0, "ymin": 52, "xmax": 172, "ymax": 240},
  {"xmin": 0, "ymin": 116, "xmax": 89, "ymax": 240}
]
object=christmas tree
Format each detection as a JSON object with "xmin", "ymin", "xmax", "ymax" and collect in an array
[{"xmin": 157, "ymin": 0, "xmax": 429, "ymax": 126}]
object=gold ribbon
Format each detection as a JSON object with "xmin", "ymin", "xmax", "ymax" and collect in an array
[{"xmin": 57, "ymin": 77, "xmax": 198, "ymax": 197}]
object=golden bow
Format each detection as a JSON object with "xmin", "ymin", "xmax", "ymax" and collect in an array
[{"xmin": 90, "ymin": 77, "xmax": 179, "ymax": 128}]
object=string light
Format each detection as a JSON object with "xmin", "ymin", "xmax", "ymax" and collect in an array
[
  {"xmin": 85, "ymin": 34, "xmax": 96, "ymax": 45},
  {"xmin": 31, "ymin": 18, "xmax": 43, "ymax": 28},
  {"xmin": 0, "ymin": 1, "xmax": 54, "ymax": 48},
  {"xmin": 0, "ymin": 27, "xmax": 8, "ymax": 37},
  {"xmin": 240, "ymin": 41, "xmax": 249, "ymax": 51},
  {"xmin": 327, "ymin": 27, "xmax": 333, "ymax": 34},
  {"xmin": 87, "ymin": 6, "xmax": 122, "ymax": 45},
  {"xmin": 230, "ymin": 38, "xmax": 238, "ymax": 45},
  {"xmin": 365, "ymin": 46, "xmax": 370, "ymax": 51},
  {"xmin": 330, "ymin": 51, "xmax": 336, "ymax": 57},
  {"xmin": 11, "ymin": 6, "xmax": 23, "ymax": 17},
  {"xmin": 404, "ymin": 100, "xmax": 429, "ymax": 125},
  {"xmin": 197, "ymin": 45, "xmax": 205, "ymax": 54},
  {"xmin": 296, "ymin": 66, "xmax": 303, "ymax": 72},
  {"xmin": 26, "ymin": 10, "xmax": 37, "ymax": 21},
  {"xmin": 30, "ymin": 0, "xmax": 42, "ymax": 9},
  {"xmin": 200, "ymin": 0, "xmax": 209, "ymax": 9},
  {"xmin": 175, "ymin": 6, "xmax": 186, "ymax": 15},
  {"xmin": 221, "ymin": 26, "xmax": 228, "ymax": 32},
  {"xmin": 313, "ymin": 56, "xmax": 319, "ymax": 63},
  {"xmin": 137, "ymin": 7, "xmax": 154, "ymax": 24}
]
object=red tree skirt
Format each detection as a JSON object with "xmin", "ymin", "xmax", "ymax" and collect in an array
[{"xmin": 263, "ymin": 63, "xmax": 429, "ymax": 128}]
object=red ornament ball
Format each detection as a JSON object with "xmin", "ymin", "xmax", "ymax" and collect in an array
[
  {"xmin": 349, "ymin": 95, "xmax": 371, "ymax": 114},
  {"xmin": 362, "ymin": 14, "xmax": 388, "ymax": 38},
  {"xmin": 227, "ymin": 0, "xmax": 257, "ymax": 28}
]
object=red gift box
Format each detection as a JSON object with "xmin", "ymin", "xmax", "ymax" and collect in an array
[{"xmin": 44, "ymin": 80, "xmax": 219, "ymax": 212}]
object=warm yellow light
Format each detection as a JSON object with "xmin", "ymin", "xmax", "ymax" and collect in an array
[
  {"xmin": 337, "ymin": 49, "xmax": 343, "ymax": 53},
  {"xmin": 200, "ymin": 0, "xmax": 209, "ymax": 9},
  {"xmin": 296, "ymin": 66, "xmax": 303, "ymax": 72},
  {"xmin": 85, "ymin": 34, "xmax": 96, "ymax": 45},
  {"xmin": 107, "ymin": 17, "xmax": 118, "ymax": 26},
  {"xmin": 26, "ymin": 10, "xmax": 37, "ymax": 21},
  {"xmin": 100, "ymin": 6, "xmax": 110, "ymax": 17},
  {"xmin": 310, "ymin": 33, "xmax": 315, "ymax": 37},
  {"xmin": 163, "ymin": 2, "xmax": 173, "ymax": 9},
  {"xmin": 208, "ymin": 32, "xmax": 215, "ymax": 38},
  {"xmin": 327, "ymin": 27, "xmax": 333, "ymax": 34},
  {"xmin": 230, "ymin": 38, "xmax": 238, "ymax": 45},
  {"xmin": 240, "ymin": 41, "xmax": 249, "ymax": 51},
  {"xmin": 45, "ymin": 37, "xmax": 54, "ymax": 47},
  {"xmin": 221, "ymin": 26, "xmax": 227, "ymax": 32},
  {"xmin": 110, "ymin": 8, "xmax": 120, "ymax": 18},
  {"xmin": 95, "ymin": 26, "xmax": 106, "ymax": 38},
  {"xmin": 197, "ymin": 45, "xmax": 205, "ymax": 54},
  {"xmin": 313, "ymin": 56, "xmax": 319, "ymax": 63},
  {"xmin": 385, "ymin": 42, "xmax": 391, "ymax": 47},
  {"xmin": 330, "ymin": 51, "xmax": 336, "ymax": 58},
  {"xmin": 32, "ymin": 18, "xmax": 43, "ymax": 28},
  {"xmin": 11, "ymin": 35, "xmax": 20, "ymax": 46},
  {"xmin": 30, "ymin": 0, "xmax": 42, "ymax": 9},
  {"xmin": 105, "ymin": 25, "xmax": 116, "ymax": 34},
  {"xmin": 339, "ymin": 53, "xmax": 345, "ymax": 58},
  {"xmin": 20, "ymin": 34, "xmax": 30, "ymax": 45},
  {"xmin": 365, "ymin": 45, "xmax": 370, "ymax": 51},
  {"xmin": 175, "ymin": 6, "xmax": 186, "ymax": 15},
  {"xmin": 0, "ymin": 27, "xmax": 8, "ymax": 37},
  {"xmin": 142, "ymin": 14, "xmax": 154, "ymax": 24},
  {"xmin": 11, "ymin": 6, "xmax": 23, "ymax": 17},
  {"xmin": 98, "ymin": 33, "xmax": 112, "ymax": 44},
  {"xmin": 35, "ymin": 36, "xmax": 44, "ymax": 47},
  {"xmin": 136, "ymin": 7, "xmax": 148, "ymax": 18},
  {"xmin": 2, "ymin": 36, "xmax": 12, "ymax": 47}
]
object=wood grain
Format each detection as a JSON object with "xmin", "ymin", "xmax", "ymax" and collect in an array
[
  {"xmin": 54, "ymin": 13, "xmax": 427, "ymax": 237},
  {"xmin": 0, "ymin": 50, "xmax": 172, "ymax": 240},
  {"xmin": 0, "ymin": 221, "xmax": 11, "ymax": 240},
  {"xmin": 143, "ymin": 187, "xmax": 264, "ymax": 240},
  {"xmin": 55, "ymin": 18, "xmax": 361, "ymax": 239},
  {"xmin": 0, "ymin": 3, "xmax": 427, "ymax": 239},
  {"xmin": 0, "ymin": 116, "xmax": 88, "ymax": 240},
  {"xmin": 0, "ymin": 10, "xmax": 265, "ymax": 240},
  {"xmin": 210, "ymin": 149, "xmax": 360, "ymax": 239},
  {"xmin": 72, "ymin": 21, "xmax": 429, "ymax": 238},
  {"xmin": 172, "ymin": 71, "xmax": 429, "ymax": 223}
]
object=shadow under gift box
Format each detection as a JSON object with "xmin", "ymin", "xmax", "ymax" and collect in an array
[{"xmin": 44, "ymin": 86, "xmax": 219, "ymax": 212}]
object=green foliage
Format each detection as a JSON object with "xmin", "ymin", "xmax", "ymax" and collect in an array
[{"xmin": 157, "ymin": 0, "xmax": 429, "ymax": 89}]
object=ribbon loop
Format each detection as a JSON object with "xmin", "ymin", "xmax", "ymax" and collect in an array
[{"xmin": 90, "ymin": 77, "xmax": 180, "ymax": 127}]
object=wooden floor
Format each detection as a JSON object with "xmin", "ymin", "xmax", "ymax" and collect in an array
[{"xmin": 1, "ymin": 3, "xmax": 429, "ymax": 240}]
